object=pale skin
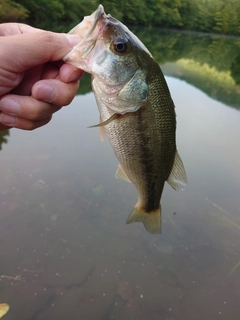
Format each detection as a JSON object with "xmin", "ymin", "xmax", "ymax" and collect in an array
[{"xmin": 0, "ymin": 23, "xmax": 84, "ymax": 131}]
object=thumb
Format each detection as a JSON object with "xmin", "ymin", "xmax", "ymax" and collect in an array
[{"xmin": 0, "ymin": 31, "xmax": 80, "ymax": 72}]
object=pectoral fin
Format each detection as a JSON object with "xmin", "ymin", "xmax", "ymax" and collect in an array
[
  {"xmin": 115, "ymin": 164, "xmax": 131, "ymax": 183},
  {"xmin": 167, "ymin": 151, "xmax": 187, "ymax": 191},
  {"xmin": 88, "ymin": 113, "xmax": 120, "ymax": 128}
]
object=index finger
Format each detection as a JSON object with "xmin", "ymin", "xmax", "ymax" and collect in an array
[
  {"xmin": 0, "ymin": 31, "xmax": 81, "ymax": 72},
  {"xmin": 0, "ymin": 23, "xmax": 40, "ymax": 36}
]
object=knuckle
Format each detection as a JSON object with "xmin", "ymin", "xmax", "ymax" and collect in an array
[
  {"xmin": 21, "ymin": 107, "xmax": 40, "ymax": 121},
  {"xmin": 26, "ymin": 125, "xmax": 36, "ymax": 131},
  {"xmin": 20, "ymin": 98, "xmax": 50, "ymax": 121},
  {"xmin": 30, "ymin": 107, "xmax": 42, "ymax": 120},
  {"xmin": 61, "ymin": 94, "xmax": 74, "ymax": 106},
  {"xmin": 35, "ymin": 31, "xmax": 66, "ymax": 60},
  {"xmin": 11, "ymin": 117, "xmax": 51, "ymax": 130},
  {"xmin": 14, "ymin": 118, "xmax": 35, "ymax": 131},
  {"xmin": 36, "ymin": 31, "xmax": 55, "ymax": 45},
  {"xmin": 55, "ymin": 84, "xmax": 78, "ymax": 106}
]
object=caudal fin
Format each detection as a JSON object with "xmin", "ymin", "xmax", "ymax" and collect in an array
[{"xmin": 126, "ymin": 206, "xmax": 161, "ymax": 234}]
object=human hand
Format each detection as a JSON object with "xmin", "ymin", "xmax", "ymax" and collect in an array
[{"xmin": 0, "ymin": 23, "xmax": 84, "ymax": 131}]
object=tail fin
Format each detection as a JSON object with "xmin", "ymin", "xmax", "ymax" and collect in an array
[{"xmin": 126, "ymin": 206, "xmax": 161, "ymax": 234}]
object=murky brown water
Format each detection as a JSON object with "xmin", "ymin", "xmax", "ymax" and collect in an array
[{"xmin": 0, "ymin": 74, "xmax": 240, "ymax": 319}]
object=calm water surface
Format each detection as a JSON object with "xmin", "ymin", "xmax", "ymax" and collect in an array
[{"xmin": 0, "ymin": 31, "xmax": 240, "ymax": 320}]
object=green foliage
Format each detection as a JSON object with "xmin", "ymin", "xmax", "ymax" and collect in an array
[
  {"xmin": 230, "ymin": 52, "xmax": 240, "ymax": 85},
  {"xmin": 2, "ymin": 0, "xmax": 240, "ymax": 35},
  {"xmin": 152, "ymin": 0, "xmax": 183, "ymax": 28},
  {"xmin": 77, "ymin": 73, "xmax": 92, "ymax": 95},
  {"xmin": 16, "ymin": 0, "xmax": 64, "ymax": 29},
  {"xmin": 122, "ymin": 0, "xmax": 155, "ymax": 25},
  {"xmin": 0, "ymin": 130, "xmax": 10, "ymax": 150},
  {"xmin": 179, "ymin": 0, "xmax": 213, "ymax": 32},
  {"xmin": 0, "ymin": 0, "xmax": 28, "ymax": 22},
  {"xmin": 100, "ymin": 0, "xmax": 123, "ymax": 21},
  {"xmin": 59, "ymin": 0, "xmax": 99, "ymax": 32},
  {"xmin": 15, "ymin": 0, "xmax": 98, "ymax": 31}
]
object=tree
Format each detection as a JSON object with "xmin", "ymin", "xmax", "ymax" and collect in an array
[
  {"xmin": 152, "ymin": 0, "xmax": 183, "ymax": 28},
  {"xmin": 0, "ymin": 0, "xmax": 28, "ymax": 22}
]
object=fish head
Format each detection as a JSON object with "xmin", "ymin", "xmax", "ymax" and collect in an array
[{"xmin": 64, "ymin": 5, "xmax": 152, "ymax": 114}]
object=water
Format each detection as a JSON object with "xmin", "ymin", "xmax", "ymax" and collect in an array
[{"xmin": 0, "ymin": 30, "xmax": 240, "ymax": 320}]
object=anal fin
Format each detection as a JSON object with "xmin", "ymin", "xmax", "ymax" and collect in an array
[
  {"xmin": 115, "ymin": 164, "xmax": 131, "ymax": 183},
  {"xmin": 167, "ymin": 151, "xmax": 187, "ymax": 191}
]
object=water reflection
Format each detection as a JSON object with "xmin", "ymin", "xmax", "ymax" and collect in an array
[
  {"xmin": 0, "ymin": 29, "xmax": 240, "ymax": 319},
  {"xmin": 231, "ymin": 52, "xmax": 240, "ymax": 85}
]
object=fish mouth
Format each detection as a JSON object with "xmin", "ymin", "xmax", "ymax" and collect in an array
[
  {"xmin": 78, "ymin": 5, "xmax": 105, "ymax": 42},
  {"xmin": 64, "ymin": 3, "xmax": 137, "ymax": 68},
  {"xmin": 63, "ymin": 5, "xmax": 109, "ymax": 68},
  {"xmin": 64, "ymin": 5, "xmax": 129, "ymax": 65}
]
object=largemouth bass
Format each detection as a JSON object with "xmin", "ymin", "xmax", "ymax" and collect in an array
[{"xmin": 64, "ymin": 5, "xmax": 187, "ymax": 234}]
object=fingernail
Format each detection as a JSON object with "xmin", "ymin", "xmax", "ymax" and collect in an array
[
  {"xmin": 0, "ymin": 114, "xmax": 16, "ymax": 126},
  {"xmin": 0, "ymin": 97, "xmax": 19, "ymax": 115},
  {"xmin": 66, "ymin": 68, "xmax": 85, "ymax": 82},
  {"xmin": 35, "ymin": 84, "xmax": 54, "ymax": 102},
  {"xmin": 66, "ymin": 34, "xmax": 81, "ymax": 47}
]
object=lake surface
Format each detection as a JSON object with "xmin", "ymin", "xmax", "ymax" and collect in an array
[{"xmin": 0, "ymin": 30, "xmax": 240, "ymax": 320}]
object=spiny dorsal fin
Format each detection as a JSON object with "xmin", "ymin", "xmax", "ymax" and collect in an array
[
  {"xmin": 167, "ymin": 151, "xmax": 187, "ymax": 191},
  {"xmin": 115, "ymin": 164, "xmax": 131, "ymax": 183},
  {"xmin": 126, "ymin": 206, "xmax": 161, "ymax": 234}
]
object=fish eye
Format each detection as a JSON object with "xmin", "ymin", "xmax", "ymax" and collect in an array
[{"xmin": 113, "ymin": 39, "xmax": 128, "ymax": 54}]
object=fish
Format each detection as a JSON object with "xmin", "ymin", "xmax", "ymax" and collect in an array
[{"xmin": 63, "ymin": 5, "xmax": 187, "ymax": 234}]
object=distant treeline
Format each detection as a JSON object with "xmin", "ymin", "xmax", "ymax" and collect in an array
[{"xmin": 1, "ymin": 0, "xmax": 240, "ymax": 36}]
